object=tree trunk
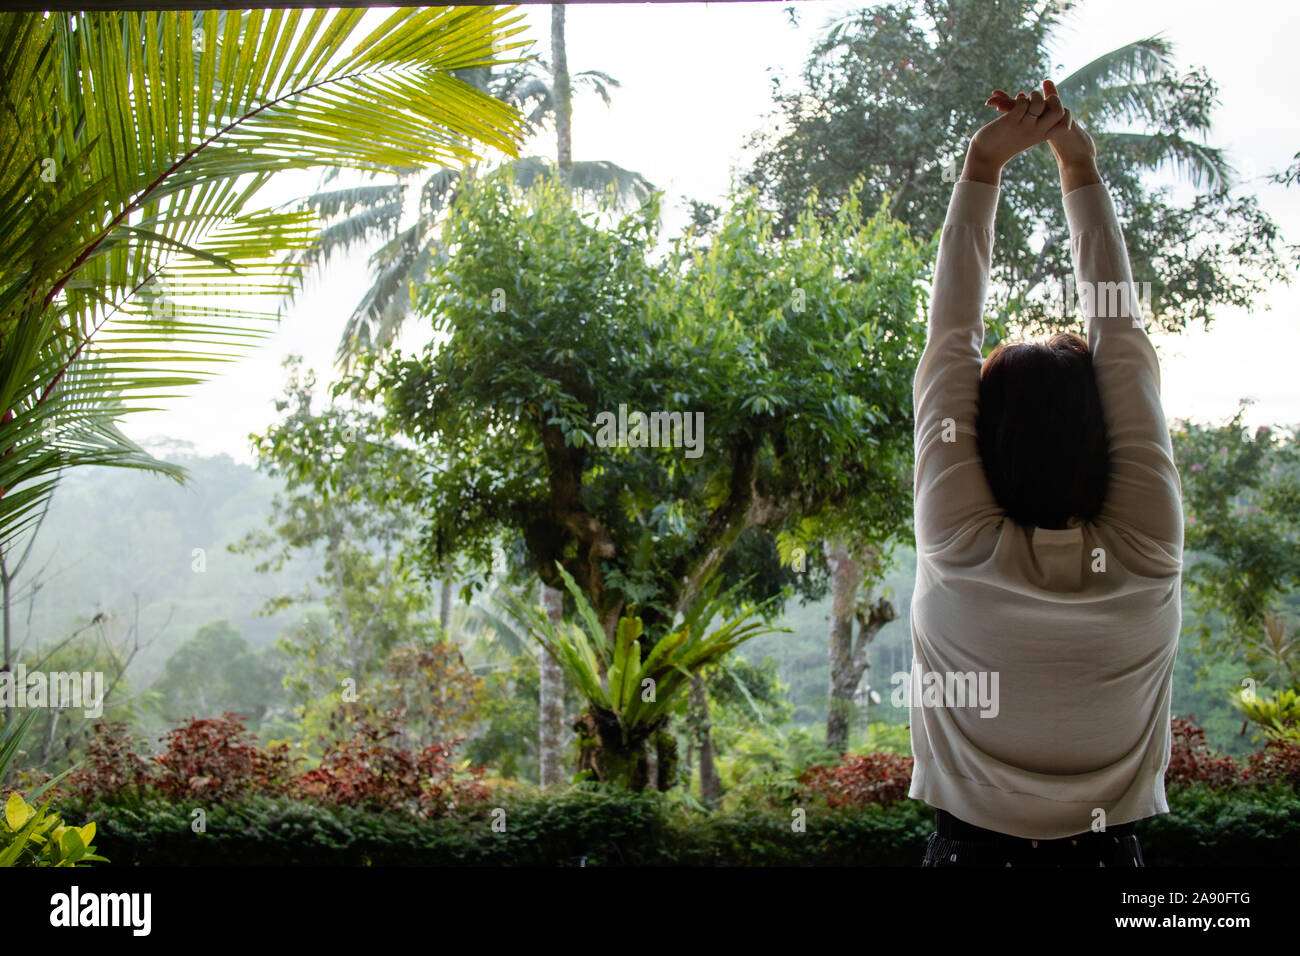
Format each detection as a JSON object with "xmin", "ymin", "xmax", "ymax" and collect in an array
[
  {"xmin": 572, "ymin": 709, "xmax": 673, "ymax": 791},
  {"xmin": 439, "ymin": 569, "xmax": 453, "ymax": 633},
  {"xmin": 574, "ymin": 708, "xmax": 652, "ymax": 789},
  {"xmin": 688, "ymin": 674, "xmax": 720, "ymax": 806},
  {"xmin": 652, "ymin": 729, "xmax": 678, "ymax": 791},
  {"xmin": 539, "ymin": 583, "xmax": 567, "ymax": 788},
  {"xmin": 825, "ymin": 540, "xmax": 897, "ymax": 755},
  {"xmin": 644, "ymin": 735, "xmax": 657, "ymax": 787},
  {"xmin": 551, "ymin": 4, "xmax": 572, "ymax": 181},
  {"xmin": 825, "ymin": 538, "xmax": 862, "ymax": 754}
]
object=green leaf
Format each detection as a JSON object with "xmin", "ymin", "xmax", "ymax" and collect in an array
[{"xmin": 4, "ymin": 792, "xmax": 29, "ymax": 831}]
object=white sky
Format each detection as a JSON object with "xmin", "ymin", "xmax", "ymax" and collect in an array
[{"xmin": 126, "ymin": 0, "xmax": 1300, "ymax": 464}]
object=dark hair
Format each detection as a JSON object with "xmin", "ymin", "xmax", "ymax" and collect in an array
[{"xmin": 975, "ymin": 332, "xmax": 1109, "ymax": 530}]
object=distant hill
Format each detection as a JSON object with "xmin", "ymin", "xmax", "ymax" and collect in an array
[{"xmin": 12, "ymin": 441, "xmax": 321, "ymax": 688}]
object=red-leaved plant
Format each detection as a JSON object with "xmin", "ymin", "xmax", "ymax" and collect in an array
[
  {"xmin": 291, "ymin": 707, "xmax": 489, "ymax": 819},
  {"xmin": 64, "ymin": 721, "xmax": 154, "ymax": 803},
  {"xmin": 1165, "ymin": 715, "xmax": 1242, "ymax": 790},
  {"xmin": 797, "ymin": 752, "xmax": 915, "ymax": 808},
  {"xmin": 58, "ymin": 710, "xmax": 489, "ymax": 818},
  {"xmin": 152, "ymin": 713, "xmax": 297, "ymax": 802},
  {"xmin": 1242, "ymin": 739, "xmax": 1300, "ymax": 789}
]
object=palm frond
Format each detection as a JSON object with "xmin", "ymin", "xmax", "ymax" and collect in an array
[
  {"xmin": 0, "ymin": 8, "xmax": 531, "ymax": 551},
  {"xmin": 1100, "ymin": 132, "xmax": 1228, "ymax": 191},
  {"xmin": 1056, "ymin": 35, "xmax": 1174, "ymax": 108}
]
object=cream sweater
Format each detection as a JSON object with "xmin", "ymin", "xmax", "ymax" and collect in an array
[{"xmin": 907, "ymin": 178, "xmax": 1184, "ymax": 840}]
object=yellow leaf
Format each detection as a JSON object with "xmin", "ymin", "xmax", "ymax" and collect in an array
[
  {"xmin": 79, "ymin": 822, "xmax": 96, "ymax": 845},
  {"xmin": 4, "ymin": 792, "xmax": 29, "ymax": 830}
]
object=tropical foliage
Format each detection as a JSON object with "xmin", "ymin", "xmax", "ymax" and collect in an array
[
  {"xmin": 0, "ymin": 1, "xmax": 1295, "ymax": 873},
  {"xmin": 498, "ymin": 564, "xmax": 786, "ymax": 788},
  {"xmin": 0, "ymin": 7, "xmax": 528, "ymax": 553},
  {"xmin": 1, "ymin": 711, "xmax": 104, "ymax": 866}
]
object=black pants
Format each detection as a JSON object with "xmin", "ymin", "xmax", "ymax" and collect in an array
[{"xmin": 921, "ymin": 809, "xmax": 1144, "ymax": 867}]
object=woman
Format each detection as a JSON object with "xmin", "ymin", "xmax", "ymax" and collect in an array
[{"xmin": 911, "ymin": 81, "xmax": 1184, "ymax": 867}]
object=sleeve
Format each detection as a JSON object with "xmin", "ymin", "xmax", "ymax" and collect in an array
[
  {"xmin": 1063, "ymin": 182, "xmax": 1183, "ymax": 562},
  {"xmin": 912, "ymin": 178, "xmax": 1004, "ymax": 554}
]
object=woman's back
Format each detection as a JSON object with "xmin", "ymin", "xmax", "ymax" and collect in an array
[{"xmin": 908, "ymin": 177, "xmax": 1184, "ymax": 840}]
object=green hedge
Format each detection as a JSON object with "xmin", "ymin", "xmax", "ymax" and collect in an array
[{"xmin": 70, "ymin": 783, "xmax": 1299, "ymax": 866}]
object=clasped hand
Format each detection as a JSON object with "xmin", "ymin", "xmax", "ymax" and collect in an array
[{"xmin": 962, "ymin": 79, "xmax": 1097, "ymax": 186}]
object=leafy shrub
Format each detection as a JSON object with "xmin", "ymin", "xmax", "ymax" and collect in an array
[
  {"xmin": 56, "ymin": 710, "xmax": 490, "ymax": 821},
  {"xmin": 796, "ymin": 752, "xmax": 914, "ymax": 808},
  {"xmin": 1, "ymin": 712, "xmax": 106, "ymax": 867},
  {"xmin": 153, "ymin": 713, "xmax": 296, "ymax": 802},
  {"xmin": 1234, "ymin": 685, "xmax": 1300, "ymax": 745},
  {"xmin": 716, "ymin": 725, "xmax": 843, "ymax": 812},
  {"xmin": 2, "ymin": 792, "xmax": 107, "ymax": 866},
  {"xmin": 291, "ymin": 708, "xmax": 489, "ymax": 819},
  {"xmin": 75, "ymin": 782, "xmax": 1300, "ymax": 866},
  {"xmin": 860, "ymin": 721, "xmax": 912, "ymax": 755},
  {"xmin": 1242, "ymin": 739, "xmax": 1300, "ymax": 789},
  {"xmin": 1166, "ymin": 715, "xmax": 1242, "ymax": 790},
  {"xmin": 65, "ymin": 721, "xmax": 158, "ymax": 805},
  {"xmin": 1134, "ymin": 780, "xmax": 1299, "ymax": 867}
]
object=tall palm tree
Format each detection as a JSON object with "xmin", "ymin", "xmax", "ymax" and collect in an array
[
  {"xmin": 0, "ymin": 8, "xmax": 529, "ymax": 555},
  {"xmin": 287, "ymin": 36, "xmax": 654, "ymax": 367}
]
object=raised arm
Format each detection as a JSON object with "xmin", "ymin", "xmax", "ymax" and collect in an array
[
  {"xmin": 913, "ymin": 88, "xmax": 1068, "ymax": 552},
  {"xmin": 912, "ymin": 180, "xmax": 1000, "ymax": 552},
  {"xmin": 1042, "ymin": 98, "xmax": 1183, "ymax": 559}
]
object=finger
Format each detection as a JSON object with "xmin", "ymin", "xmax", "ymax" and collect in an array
[
  {"xmin": 1025, "ymin": 88, "xmax": 1046, "ymax": 119},
  {"xmin": 1043, "ymin": 79, "xmax": 1058, "ymax": 98},
  {"xmin": 1038, "ymin": 92, "xmax": 1065, "ymax": 127},
  {"xmin": 1044, "ymin": 105, "xmax": 1071, "ymax": 137},
  {"xmin": 1009, "ymin": 93, "xmax": 1031, "ymax": 121}
]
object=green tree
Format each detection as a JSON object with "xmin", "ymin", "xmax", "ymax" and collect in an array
[
  {"xmin": 744, "ymin": 0, "xmax": 1292, "ymax": 341},
  {"xmin": 231, "ymin": 357, "xmax": 437, "ymax": 746},
  {"xmin": 365, "ymin": 166, "xmax": 929, "ymax": 785},
  {"xmin": 377, "ymin": 170, "xmax": 927, "ymax": 634},
  {"xmin": 1171, "ymin": 403, "xmax": 1300, "ymax": 686},
  {"xmin": 150, "ymin": 620, "xmax": 286, "ymax": 727}
]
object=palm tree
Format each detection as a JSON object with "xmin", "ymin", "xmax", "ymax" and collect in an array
[
  {"xmin": 0, "ymin": 9, "xmax": 529, "ymax": 556},
  {"xmin": 287, "ymin": 34, "xmax": 654, "ymax": 367},
  {"xmin": 1050, "ymin": 37, "xmax": 1227, "ymax": 189}
]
